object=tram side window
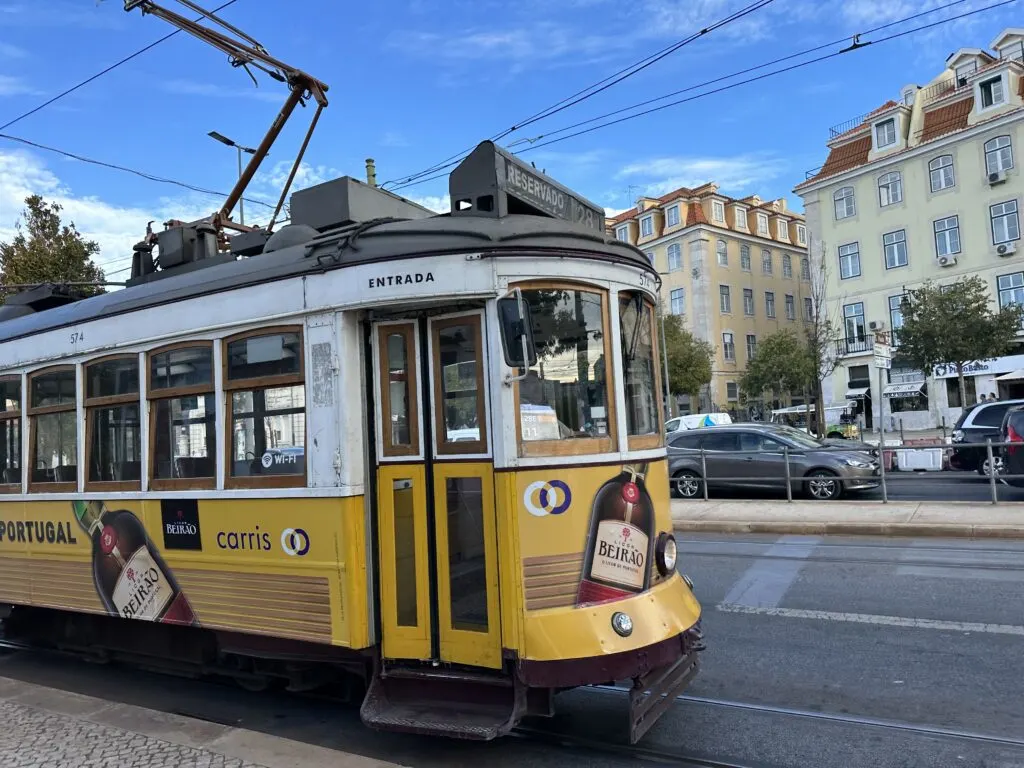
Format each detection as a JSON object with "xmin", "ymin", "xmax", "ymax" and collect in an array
[
  {"xmin": 515, "ymin": 286, "xmax": 614, "ymax": 454},
  {"xmin": 224, "ymin": 328, "xmax": 306, "ymax": 487},
  {"xmin": 149, "ymin": 344, "xmax": 216, "ymax": 489},
  {"xmin": 28, "ymin": 366, "xmax": 77, "ymax": 489},
  {"xmin": 85, "ymin": 356, "xmax": 142, "ymax": 489},
  {"xmin": 619, "ymin": 293, "xmax": 662, "ymax": 447},
  {"xmin": 0, "ymin": 377, "xmax": 21, "ymax": 489}
]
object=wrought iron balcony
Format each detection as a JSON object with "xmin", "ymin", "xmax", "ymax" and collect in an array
[{"xmin": 835, "ymin": 336, "xmax": 871, "ymax": 356}]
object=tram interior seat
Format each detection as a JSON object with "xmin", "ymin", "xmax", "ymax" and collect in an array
[
  {"xmin": 175, "ymin": 457, "xmax": 214, "ymax": 478},
  {"xmin": 2, "ymin": 468, "xmax": 18, "ymax": 484},
  {"xmin": 31, "ymin": 465, "xmax": 77, "ymax": 483}
]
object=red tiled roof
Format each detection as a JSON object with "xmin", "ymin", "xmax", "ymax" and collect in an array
[
  {"xmin": 610, "ymin": 209, "xmax": 635, "ymax": 224},
  {"xmin": 806, "ymin": 136, "xmax": 872, "ymax": 184},
  {"xmin": 686, "ymin": 203, "xmax": 708, "ymax": 227},
  {"xmin": 827, "ymin": 100, "xmax": 900, "ymax": 144},
  {"xmin": 919, "ymin": 97, "xmax": 973, "ymax": 143}
]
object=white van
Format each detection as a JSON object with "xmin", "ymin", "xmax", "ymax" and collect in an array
[{"xmin": 665, "ymin": 412, "xmax": 732, "ymax": 434}]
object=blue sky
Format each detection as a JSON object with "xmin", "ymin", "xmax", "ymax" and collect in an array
[{"xmin": 0, "ymin": 0, "xmax": 1019, "ymax": 279}]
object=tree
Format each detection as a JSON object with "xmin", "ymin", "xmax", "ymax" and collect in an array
[
  {"xmin": 0, "ymin": 195, "xmax": 106, "ymax": 302},
  {"xmin": 803, "ymin": 240, "xmax": 842, "ymax": 436},
  {"xmin": 660, "ymin": 313, "xmax": 714, "ymax": 407},
  {"xmin": 740, "ymin": 328, "xmax": 815, "ymax": 405},
  {"xmin": 896, "ymin": 275, "xmax": 1024, "ymax": 407}
]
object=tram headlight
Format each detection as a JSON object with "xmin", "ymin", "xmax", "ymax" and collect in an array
[
  {"xmin": 611, "ymin": 612, "xmax": 633, "ymax": 637},
  {"xmin": 655, "ymin": 532, "xmax": 677, "ymax": 576}
]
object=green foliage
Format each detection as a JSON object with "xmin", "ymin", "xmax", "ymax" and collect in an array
[
  {"xmin": 739, "ymin": 328, "xmax": 814, "ymax": 400},
  {"xmin": 0, "ymin": 195, "xmax": 106, "ymax": 301},
  {"xmin": 661, "ymin": 313, "xmax": 714, "ymax": 397}
]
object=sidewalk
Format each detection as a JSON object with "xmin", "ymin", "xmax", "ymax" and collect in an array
[
  {"xmin": 671, "ymin": 499, "xmax": 1024, "ymax": 538},
  {"xmin": 0, "ymin": 676, "xmax": 404, "ymax": 768}
]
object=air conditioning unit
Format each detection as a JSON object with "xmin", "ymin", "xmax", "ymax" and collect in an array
[
  {"xmin": 997, "ymin": 242, "xmax": 1018, "ymax": 257},
  {"xmin": 937, "ymin": 255, "xmax": 957, "ymax": 267},
  {"xmin": 868, "ymin": 320, "xmax": 884, "ymax": 331},
  {"xmin": 989, "ymin": 170, "xmax": 1007, "ymax": 186}
]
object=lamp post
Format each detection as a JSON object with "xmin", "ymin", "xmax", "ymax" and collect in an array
[{"xmin": 208, "ymin": 131, "xmax": 258, "ymax": 226}]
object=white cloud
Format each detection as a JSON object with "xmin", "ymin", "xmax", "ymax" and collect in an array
[
  {"xmin": 407, "ymin": 194, "xmax": 450, "ymax": 213},
  {"xmin": 254, "ymin": 159, "xmax": 343, "ymax": 196},
  {"xmin": 604, "ymin": 206, "xmax": 629, "ymax": 217},
  {"xmin": 0, "ymin": 42, "xmax": 26, "ymax": 58},
  {"xmin": 616, "ymin": 154, "xmax": 787, "ymax": 195},
  {"xmin": 0, "ymin": 74, "xmax": 40, "ymax": 97},
  {"xmin": 162, "ymin": 79, "xmax": 283, "ymax": 104},
  {"xmin": 380, "ymin": 131, "xmax": 410, "ymax": 148}
]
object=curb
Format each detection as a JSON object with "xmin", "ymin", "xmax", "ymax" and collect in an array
[{"xmin": 673, "ymin": 521, "xmax": 1024, "ymax": 539}]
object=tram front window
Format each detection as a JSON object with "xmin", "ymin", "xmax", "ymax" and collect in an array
[
  {"xmin": 517, "ymin": 287, "xmax": 612, "ymax": 450},
  {"xmin": 619, "ymin": 294, "xmax": 660, "ymax": 442}
]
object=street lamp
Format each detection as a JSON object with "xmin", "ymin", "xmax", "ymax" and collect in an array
[{"xmin": 208, "ymin": 131, "xmax": 258, "ymax": 226}]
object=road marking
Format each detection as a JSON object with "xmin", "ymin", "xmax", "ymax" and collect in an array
[
  {"xmin": 896, "ymin": 565, "xmax": 1024, "ymax": 583},
  {"xmin": 721, "ymin": 534, "xmax": 820, "ymax": 609},
  {"xmin": 716, "ymin": 603, "xmax": 1024, "ymax": 636}
]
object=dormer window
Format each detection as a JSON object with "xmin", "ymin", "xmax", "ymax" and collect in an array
[
  {"xmin": 734, "ymin": 207, "xmax": 747, "ymax": 229},
  {"xmin": 757, "ymin": 213, "xmax": 769, "ymax": 235},
  {"xmin": 640, "ymin": 216, "xmax": 653, "ymax": 237},
  {"xmin": 979, "ymin": 75, "xmax": 1007, "ymax": 108},
  {"xmin": 666, "ymin": 205, "xmax": 680, "ymax": 227},
  {"xmin": 712, "ymin": 200, "xmax": 725, "ymax": 222},
  {"xmin": 776, "ymin": 220, "xmax": 788, "ymax": 239},
  {"xmin": 796, "ymin": 225, "xmax": 806, "ymax": 245},
  {"xmin": 955, "ymin": 61, "xmax": 977, "ymax": 87},
  {"xmin": 616, "ymin": 226, "xmax": 629, "ymax": 242},
  {"xmin": 875, "ymin": 118, "xmax": 897, "ymax": 149}
]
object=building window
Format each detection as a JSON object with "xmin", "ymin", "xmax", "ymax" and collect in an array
[
  {"xmin": 785, "ymin": 294, "xmax": 795, "ymax": 320},
  {"xmin": 838, "ymin": 242, "xmax": 861, "ymax": 279},
  {"xmin": 801, "ymin": 257, "xmax": 811, "ymax": 280},
  {"xmin": 722, "ymin": 332, "xmax": 735, "ymax": 361},
  {"xmin": 716, "ymin": 239, "xmax": 728, "ymax": 266},
  {"xmin": 761, "ymin": 249, "xmax": 772, "ymax": 274},
  {"xmin": 757, "ymin": 213, "xmax": 769, "ymax": 235},
  {"xmin": 224, "ymin": 328, "xmax": 306, "ymax": 488},
  {"xmin": 883, "ymin": 229, "xmax": 908, "ymax": 269},
  {"xmin": 991, "ymin": 200, "xmax": 1020, "ymax": 245},
  {"xmin": 726, "ymin": 382, "xmax": 738, "ymax": 401},
  {"xmin": 980, "ymin": 75, "xmax": 1006, "ymax": 108},
  {"xmin": 670, "ymin": 288, "xmax": 685, "ymax": 315},
  {"xmin": 844, "ymin": 302, "xmax": 866, "ymax": 345},
  {"xmin": 719, "ymin": 284, "xmax": 732, "ymax": 314},
  {"xmin": 616, "ymin": 226, "xmax": 629, "ymax": 242},
  {"xmin": 888, "ymin": 294, "xmax": 906, "ymax": 336},
  {"xmin": 667, "ymin": 243, "xmax": 682, "ymax": 271},
  {"xmin": 777, "ymin": 220, "xmax": 788, "ymax": 239},
  {"xmin": 712, "ymin": 200, "xmax": 725, "ymax": 222},
  {"xmin": 666, "ymin": 205, "xmax": 680, "ymax": 227},
  {"xmin": 934, "ymin": 216, "xmax": 961, "ymax": 257},
  {"xmin": 740, "ymin": 244, "xmax": 751, "ymax": 271},
  {"xmin": 875, "ymin": 117, "xmax": 896, "ymax": 148},
  {"xmin": 640, "ymin": 216, "xmax": 653, "ymax": 237},
  {"xmin": 735, "ymin": 207, "xmax": 747, "ymax": 229},
  {"xmin": 746, "ymin": 334, "xmax": 757, "ymax": 360},
  {"xmin": 149, "ymin": 343, "xmax": 216, "ymax": 488},
  {"xmin": 645, "ymin": 251, "xmax": 655, "ymax": 265},
  {"xmin": 929, "ymin": 154, "xmax": 955, "ymax": 191},
  {"xmin": 743, "ymin": 288, "xmax": 754, "ymax": 316},
  {"xmin": 833, "ymin": 186, "xmax": 856, "ymax": 219},
  {"xmin": 765, "ymin": 291, "xmax": 776, "ymax": 318},
  {"xmin": 0, "ymin": 378, "xmax": 20, "ymax": 489},
  {"xmin": 877, "ymin": 171, "xmax": 903, "ymax": 207},
  {"xmin": 82, "ymin": 356, "xmax": 141, "ymax": 490},
  {"xmin": 985, "ymin": 136, "xmax": 1013, "ymax": 175},
  {"xmin": 998, "ymin": 272, "xmax": 1024, "ymax": 311},
  {"xmin": 804, "ymin": 297, "xmax": 813, "ymax": 321},
  {"xmin": 782, "ymin": 254, "xmax": 793, "ymax": 278},
  {"xmin": 796, "ymin": 224, "xmax": 806, "ymax": 245}
]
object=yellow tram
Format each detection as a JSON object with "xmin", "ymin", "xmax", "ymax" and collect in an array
[{"xmin": 0, "ymin": 142, "xmax": 703, "ymax": 743}]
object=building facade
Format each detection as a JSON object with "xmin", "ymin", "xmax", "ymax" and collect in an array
[
  {"xmin": 795, "ymin": 28, "xmax": 1024, "ymax": 432},
  {"xmin": 607, "ymin": 183, "xmax": 810, "ymax": 417}
]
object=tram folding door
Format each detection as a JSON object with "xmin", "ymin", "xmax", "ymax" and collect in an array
[{"xmin": 372, "ymin": 313, "xmax": 502, "ymax": 669}]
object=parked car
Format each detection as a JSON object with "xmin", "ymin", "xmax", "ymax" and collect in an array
[
  {"xmin": 999, "ymin": 405, "xmax": 1024, "ymax": 486},
  {"xmin": 667, "ymin": 423, "xmax": 879, "ymax": 501},
  {"xmin": 666, "ymin": 413, "xmax": 733, "ymax": 433},
  {"xmin": 950, "ymin": 398, "xmax": 1024, "ymax": 475}
]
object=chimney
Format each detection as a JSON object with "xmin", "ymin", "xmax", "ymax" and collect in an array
[{"xmin": 365, "ymin": 158, "xmax": 377, "ymax": 188}]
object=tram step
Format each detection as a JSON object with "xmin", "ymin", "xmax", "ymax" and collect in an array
[{"xmin": 360, "ymin": 665, "xmax": 524, "ymax": 740}]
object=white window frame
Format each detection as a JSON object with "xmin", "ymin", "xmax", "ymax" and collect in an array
[
  {"xmin": 796, "ymin": 224, "xmax": 806, "ymax": 245},
  {"xmin": 743, "ymin": 288, "xmax": 754, "ymax": 316},
  {"xmin": 844, "ymin": 302, "xmax": 866, "ymax": 342},
  {"xmin": 670, "ymin": 288, "xmax": 686, "ymax": 315},
  {"xmin": 722, "ymin": 332, "xmax": 735, "ymax": 362},
  {"xmin": 734, "ymin": 207, "xmax": 747, "ymax": 230},
  {"xmin": 977, "ymin": 72, "xmax": 1008, "ymax": 111},
  {"xmin": 991, "ymin": 200, "xmax": 1021, "ymax": 245},
  {"xmin": 719, "ymin": 284, "xmax": 732, "ymax": 314},
  {"xmin": 666, "ymin": 205, "xmax": 680, "ymax": 227},
  {"xmin": 757, "ymin": 213, "xmax": 769, "ymax": 235},
  {"xmin": 803, "ymin": 297, "xmax": 813, "ymax": 321},
  {"xmin": 615, "ymin": 225, "xmax": 629, "ymax": 242},
  {"xmin": 765, "ymin": 292, "xmax": 776, "ymax": 318},
  {"xmin": 997, "ymin": 271, "xmax": 1024, "ymax": 312},
  {"xmin": 985, "ymin": 135, "xmax": 1014, "ymax": 175},
  {"xmin": 776, "ymin": 220, "xmax": 788, "ymax": 239},
  {"xmin": 928, "ymin": 154, "xmax": 955, "ymax": 192},
  {"xmin": 640, "ymin": 216, "xmax": 653, "ymax": 237},
  {"xmin": 726, "ymin": 382, "xmax": 738, "ymax": 401},
  {"xmin": 716, "ymin": 239, "xmax": 728, "ymax": 266},
  {"xmin": 667, "ymin": 243, "xmax": 682, "ymax": 271},
  {"xmin": 800, "ymin": 257, "xmax": 811, "ymax": 281},
  {"xmin": 740, "ymin": 244, "xmax": 751, "ymax": 271},
  {"xmin": 782, "ymin": 254, "xmax": 793, "ymax": 278},
  {"xmin": 761, "ymin": 249, "xmax": 772, "ymax": 275},
  {"xmin": 712, "ymin": 200, "xmax": 725, "ymax": 222},
  {"xmin": 838, "ymin": 242, "xmax": 861, "ymax": 279},
  {"xmin": 833, "ymin": 186, "xmax": 856, "ymax": 220},
  {"xmin": 883, "ymin": 229, "xmax": 908, "ymax": 269},
  {"xmin": 933, "ymin": 215, "xmax": 961, "ymax": 257},
  {"xmin": 785, "ymin": 294, "xmax": 795, "ymax": 320},
  {"xmin": 874, "ymin": 117, "xmax": 897, "ymax": 149},
  {"xmin": 877, "ymin": 171, "xmax": 903, "ymax": 207},
  {"xmin": 889, "ymin": 294, "xmax": 905, "ymax": 334},
  {"xmin": 745, "ymin": 334, "xmax": 757, "ymax": 360}
]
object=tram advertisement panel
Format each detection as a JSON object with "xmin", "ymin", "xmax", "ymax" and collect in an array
[
  {"xmin": 0, "ymin": 497, "xmax": 364, "ymax": 647},
  {"xmin": 516, "ymin": 460, "xmax": 671, "ymax": 611}
]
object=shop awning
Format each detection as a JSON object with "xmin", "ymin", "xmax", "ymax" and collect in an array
[
  {"xmin": 883, "ymin": 381, "xmax": 925, "ymax": 398},
  {"xmin": 996, "ymin": 369, "xmax": 1024, "ymax": 381},
  {"xmin": 845, "ymin": 387, "xmax": 869, "ymax": 398}
]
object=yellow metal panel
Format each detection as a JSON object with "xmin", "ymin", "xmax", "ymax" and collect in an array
[
  {"xmin": 432, "ymin": 462, "xmax": 502, "ymax": 669},
  {"xmin": 493, "ymin": 471, "xmax": 524, "ymax": 653},
  {"xmin": 376, "ymin": 464, "xmax": 432, "ymax": 661}
]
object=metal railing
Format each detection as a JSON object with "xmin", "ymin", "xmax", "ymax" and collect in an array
[
  {"xmin": 671, "ymin": 438, "xmax": 1024, "ymax": 505},
  {"xmin": 835, "ymin": 336, "xmax": 871, "ymax": 355},
  {"xmin": 828, "ymin": 112, "xmax": 875, "ymax": 139}
]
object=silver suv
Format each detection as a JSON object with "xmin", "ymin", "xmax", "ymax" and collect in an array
[{"xmin": 668, "ymin": 423, "xmax": 880, "ymax": 501}]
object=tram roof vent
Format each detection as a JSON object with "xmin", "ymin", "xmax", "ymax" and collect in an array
[
  {"xmin": 448, "ymin": 141, "xmax": 605, "ymax": 233},
  {"xmin": 290, "ymin": 176, "xmax": 434, "ymax": 233},
  {"xmin": 0, "ymin": 283, "xmax": 89, "ymax": 323}
]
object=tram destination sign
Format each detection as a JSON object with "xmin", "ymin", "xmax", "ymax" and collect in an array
[{"xmin": 449, "ymin": 141, "xmax": 605, "ymax": 233}]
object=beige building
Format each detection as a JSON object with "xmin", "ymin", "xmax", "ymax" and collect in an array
[
  {"xmin": 795, "ymin": 28, "xmax": 1024, "ymax": 431},
  {"xmin": 608, "ymin": 183, "xmax": 810, "ymax": 417}
]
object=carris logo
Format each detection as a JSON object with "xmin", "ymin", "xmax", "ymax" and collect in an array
[
  {"xmin": 523, "ymin": 480, "xmax": 572, "ymax": 517},
  {"xmin": 281, "ymin": 528, "xmax": 310, "ymax": 556}
]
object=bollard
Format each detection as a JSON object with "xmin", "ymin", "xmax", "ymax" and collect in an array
[
  {"xmin": 987, "ymin": 438, "xmax": 998, "ymax": 504},
  {"xmin": 878, "ymin": 442, "xmax": 888, "ymax": 504},
  {"xmin": 783, "ymin": 446, "xmax": 792, "ymax": 502},
  {"xmin": 700, "ymin": 448, "xmax": 709, "ymax": 501}
]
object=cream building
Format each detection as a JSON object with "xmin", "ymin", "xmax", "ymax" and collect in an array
[
  {"xmin": 607, "ymin": 183, "xmax": 810, "ymax": 417},
  {"xmin": 795, "ymin": 28, "xmax": 1024, "ymax": 431}
]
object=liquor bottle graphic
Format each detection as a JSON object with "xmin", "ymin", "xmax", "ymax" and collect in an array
[
  {"xmin": 576, "ymin": 463, "xmax": 654, "ymax": 606},
  {"xmin": 73, "ymin": 500, "xmax": 198, "ymax": 626}
]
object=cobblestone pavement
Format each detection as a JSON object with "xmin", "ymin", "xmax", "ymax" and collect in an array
[{"xmin": 0, "ymin": 700, "xmax": 271, "ymax": 768}]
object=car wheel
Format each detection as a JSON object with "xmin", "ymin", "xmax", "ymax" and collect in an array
[
  {"xmin": 805, "ymin": 470, "xmax": 842, "ymax": 500},
  {"xmin": 672, "ymin": 470, "xmax": 703, "ymax": 499},
  {"xmin": 979, "ymin": 456, "xmax": 1005, "ymax": 477}
]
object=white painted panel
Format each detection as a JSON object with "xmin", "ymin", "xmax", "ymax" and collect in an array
[{"xmin": 305, "ymin": 313, "xmax": 341, "ymax": 488}]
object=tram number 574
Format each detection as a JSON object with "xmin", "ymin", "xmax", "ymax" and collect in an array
[
  {"xmin": 638, "ymin": 272, "xmax": 654, "ymax": 290},
  {"xmin": 69, "ymin": 330, "xmax": 85, "ymax": 345}
]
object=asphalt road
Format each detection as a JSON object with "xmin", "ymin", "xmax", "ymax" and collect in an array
[{"xmin": 1, "ymin": 534, "xmax": 1022, "ymax": 767}]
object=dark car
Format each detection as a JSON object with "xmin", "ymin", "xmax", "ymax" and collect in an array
[
  {"xmin": 950, "ymin": 398, "xmax": 1024, "ymax": 475},
  {"xmin": 668, "ymin": 423, "xmax": 879, "ymax": 501},
  {"xmin": 999, "ymin": 405, "xmax": 1024, "ymax": 486}
]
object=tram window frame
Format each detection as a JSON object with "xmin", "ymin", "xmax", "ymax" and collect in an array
[
  {"xmin": 147, "ymin": 341, "xmax": 217, "ymax": 491},
  {"xmin": 377, "ymin": 323, "xmax": 421, "ymax": 458},
  {"xmin": 84, "ymin": 354, "xmax": 143, "ymax": 492},
  {"xmin": 619, "ymin": 292, "xmax": 665, "ymax": 451},
  {"xmin": 509, "ymin": 281, "xmax": 617, "ymax": 458},
  {"xmin": 27, "ymin": 365, "xmax": 78, "ymax": 493},
  {"xmin": 222, "ymin": 325, "xmax": 307, "ymax": 489},
  {"xmin": 0, "ymin": 375, "xmax": 22, "ymax": 492},
  {"xmin": 430, "ymin": 313, "xmax": 489, "ymax": 456}
]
